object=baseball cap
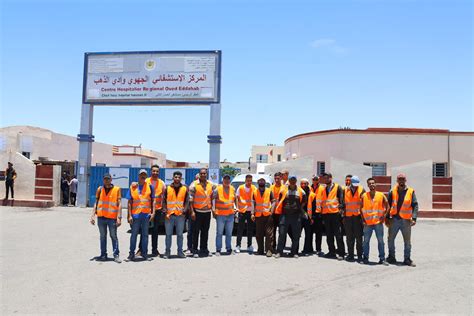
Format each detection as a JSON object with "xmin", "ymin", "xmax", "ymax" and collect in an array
[
  {"xmin": 103, "ymin": 173, "xmax": 112, "ymax": 179},
  {"xmin": 397, "ymin": 173, "xmax": 407, "ymax": 179},
  {"xmin": 351, "ymin": 176, "xmax": 360, "ymax": 186},
  {"xmin": 139, "ymin": 169, "xmax": 148, "ymax": 176},
  {"xmin": 289, "ymin": 175, "xmax": 297, "ymax": 181}
]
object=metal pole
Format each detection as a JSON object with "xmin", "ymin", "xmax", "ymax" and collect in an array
[
  {"xmin": 77, "ymin": 103, "xmax": 94, "ymax": 207},
  {"xmin": 208, "ymin": 103, "xmax": 222, "ymax": 183}
]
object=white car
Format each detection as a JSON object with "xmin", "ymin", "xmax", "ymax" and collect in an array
[{"xmin": 230, "ymin": 173, "xmax": 273, "ymax": 190}]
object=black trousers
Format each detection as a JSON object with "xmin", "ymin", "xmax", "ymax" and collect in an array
[
  {"xmin": 255, "ymin": 215, "xmax": 274, "ymax": 254},
  {"xmin": 62, "ymin": 189, "xmax": 69, "ymax": 205},
  {"xmin": 343, "ymin": 215, "xmax": 363, "ymax": 258},
  {"xmin": 323, "ymin": 213, "xmax": 345, "ymax": 256},
  {"xmin": 193, "ymin": 211, "xmax": 211, "ymax": 254},
  {"xmin": 139, "ymin": 210, "xmax": 165, "ymax": 254},
  {"xmin": 277, "ymin": 213, "xmax": 301, "ymax": 255},
  {"xmin": 237, "ymin": 212, "xmax": 254, "ymax": 248},
  {"xmin": 187, "ymin": 217, "xmax": 194, "ymax": 250},
  {"xmin": 311, "ymin": 213, "xmax": 325, "ymax": 252},
  {"xmin": 301, "ymin": 216, "xmax": 313, "ymax": 253},
  {"xmin": 70, "ymin": 192, "xmax": 77, "ymax": 206},
  {"xmin": 5, "ymin": 181, "xmax": 14, "ymax": 199}
]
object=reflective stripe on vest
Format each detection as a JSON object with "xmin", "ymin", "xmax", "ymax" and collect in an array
[
  {"xmin": 276, "ymin": 186, "xmax": 304, "ymax": 212},
  {"xmin": 361, "ymin": 191, "xmax": 385, "ymax": 225},
  {"xmin": 270, "ymin": 184, "xmax": 284, "ymax": 215},
  {"xmin": 97, "ymin": 186, "xmax": 120, "ymax": 219},
  {"xmin": 390, "ymin": 186, "xmax": 414, "ymax": 220},
  {"xmin": 215, "ymin": 185, "xmax": 235, "ymax": 216},
  {"xmin": 254, "ymin": 188, "xmax": 272, "ymax": 217},
  {"xmin": 130, "ymin": 183, "xmax": 151, "ymax": 215},
  {"xmin": 146, "ymin": 177, "xmax": 165, "ymax": 210},
  {"xmin": 344, "ymin": 186, "xmax": 363, "ymax": 217},
  {"xmin": 321, "ymin": 183, "xmax": 340, "ymax": 214},
  {"xmin": 167, "ymin": 185, "xmax": 187, "ymax": 216},
  {"xmin": 237, "ymin": 184, "xmax": 256, "ymax": 213},
  {"xmin": 193, "ymin": 181, "xmax": 213, "ymax": 209}
]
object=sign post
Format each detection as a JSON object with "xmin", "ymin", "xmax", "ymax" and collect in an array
[{"xmin": 78, "ymin": 51, "xmax": 221, "ymax": 207}]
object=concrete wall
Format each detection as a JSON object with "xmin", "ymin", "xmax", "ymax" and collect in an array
[
  {"xmin": 452, "ymin": 160, "xmax": 474, "ymax": 210},
  {"xmin": 0, "ymin": 151, "xmax": 36, "ymax": 200},
  {"xmin": 330, "ymin": 157, "xmax": 373, "ymax": 188},
  {"xmin": 264, "ymin": 156, "xmax": 314, "ymax": 182}
]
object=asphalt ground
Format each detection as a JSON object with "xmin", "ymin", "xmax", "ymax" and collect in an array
[{"xmin": 1, "ymin": 206, "xmax": 473, "ymax": 315}]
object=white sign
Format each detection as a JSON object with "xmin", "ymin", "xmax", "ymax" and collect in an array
[
  {"xmin": 208, "ymin": 168, "xmax": 220, "ymax": 183},
  {"xmin": 83, "ymin": 51, "xmax": 221, "ymax": 104},
  {"xmin": 109, "ymin": 167, "xmax": 130, "ymax": 188}
]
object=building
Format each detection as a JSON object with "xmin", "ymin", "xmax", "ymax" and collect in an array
[
  {"xmin": 265, "ymin": 127, "xmax": 473, "ymax": 211},
  {"xmin": 0, "ymin": 126, "xmax": 166, "ymax": 169},
  {"xmin": 249, "ymin": 144, "xmax": 285, "ymax": 173}
]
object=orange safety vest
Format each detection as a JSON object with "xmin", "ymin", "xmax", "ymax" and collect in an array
[
  {"xmin": 166, "ymin": 185, "xmax": 187, "ymax": 216},
  {"xmin": 361, "ymin": 191, "xmax": 385, "ymax": 225},
  {"xmin": 96, "ymin": 186, "xmax": 121, "ymax": 219},
  {"xmin": 215, "ymin": 185, "xmax": 235, "ymax": 216},
  {"xmin": 270, "ymin": 183, "xmax": 284, "ymax": 215},
  {"xmin": 277, "ymin": 186, "xmax": 304, "ymax": 212},
  {"xmin": 146, "ymin": 177, "xmax": 165, "ymax": 210},
  {"xmin": 310, "ymin": 185, "xmax": 324, "ymax": 214},
  {"xmin": 237, "ymin": 184, "xmax": 256, "ymax": 213},
  {"xmin": 344, "ymin": 186, "xmax": 363, "ymax": 217},
  {"xmin": 130, "ymin": 182, "xmax": 152, "ymax": 215},
  {"xmin": 193, "ymin": 181, "xmax": 213, "ymax": 210},
  {"xmin": 390, "ymin": 185, "xmax": 414, "ymax": 220},
  {"xmin": 320, "ymin": 183, "xmax": 340, "ymax": 214},
  {"xmin": 254, "ymin": 187, "xmax": 272, "ymax": 217}
]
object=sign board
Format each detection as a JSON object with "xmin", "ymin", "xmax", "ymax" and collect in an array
[
  {"xmin": 83, "ymin": 51, "xmax": 221, "ymax": 105},
  {"xmin": 109, "ymin": 167, "xmax": 130, "ymax": 188},
  {"xmin": 164, "ymin": 168, "xmax": 186, "ymax": 185}
]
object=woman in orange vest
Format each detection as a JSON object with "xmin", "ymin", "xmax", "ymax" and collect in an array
[
  {"xmin": 252, "ymin": 177, "xmax": 276, "ymax": 257},
  {"xmin": 212, "ymin": 174, "xmax": 237, "ymax": 255},
  {"xmin": 361, "ymin": 178, "xmax": 389, "ymax": 265},
  {"xmin": 90, "ymin": 173, "xmax": 122, "ymax": 263}
]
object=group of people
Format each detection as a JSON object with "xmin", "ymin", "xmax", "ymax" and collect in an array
[
  {"xmin": 90, "ymin": 165, "xmax": 418, "ymax": 267},
  {"xmin": 61, "ymin": 173, "xmax": 78, "ymax": 206}
]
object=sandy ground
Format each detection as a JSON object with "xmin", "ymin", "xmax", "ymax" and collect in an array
[{"xmin": 1, "ymin": 206, "xmax": 473, "ymax": 315}]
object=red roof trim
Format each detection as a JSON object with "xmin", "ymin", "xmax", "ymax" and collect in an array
[{"xmin": 112, "ymin": 153, "xmax": 157, "ymax": 159}]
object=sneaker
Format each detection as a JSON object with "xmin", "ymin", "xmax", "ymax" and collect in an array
[
  {"xmin": 178, "ymin": 252, "xmax": 186, "ymax": 259},
  {"xmin": 324, "ymin": 252, "xmax": 336, "ymax": 259},
  {"xmin": 266, "ymin": 250, "xmax": 273, "ymax": 257},
  {"xmin": 294, "ymin": 254, "xmax": 299, "ymax": 259},
  {"xmin": 363, "ymin": 258, "xmax": 369, "ymax": 265},
  {"xmin": 379, "ymin": 259, "xmax": 389, "ymax": 266},
  {"xmin": 274, "ymin": 253, "xmax": 281, "ymax": 259},
  {"xmin": 125, "ymin": 254, "xmax": 135, "ymax": 262},
  {"xmin": 356, "ymin": 258, "xmax": 363, "ymax": 264},
  {"xmin": 317, "ymin": 251, "xmax": 324, "ymax": 256},
  {"xmin": 235, "ymin": 246, "xmax": 241, "ymax": 253},
  {"xmin": 185, "ymin": 249, "xmax": 192, "ymax": 255},
  {"xmin": 143, "ymin": 256, "xmax": 153, "ymax": 261},
  {"xmin": 403, "ymin": 259, "xmax": 416, "ymax": 267},
  {"xmin": 257, "ymin": 251, "xmax": 264, "ymax": 256},
  {"xmin": 193, "ymin": 253, "xmax": 199, "ymax": 258},
  {"xmin": 163, "ymin": 252, "xmax": 170, "ymax": 259},
  {"xmin": 336, "ymin": 254, "xmax": 344, "ymax": 261},
  {"xmin": 215, "ymin": 251, "xmax": 221, "ymax": 257},
  {"xmin": 346, "ymin": 255, "xmax": 355, "ymax": 262},
  {"xmin": 386, "ymin": 256, "xmax": 397, "ymax": 264},
  {"xmin": 113, "ymin": 255, "xmax": 122, "ymax": 263},
  {"xmin": 247, "ymin": 245, "xmax": 254, "ymax": 253},
  {"xmin": 151, "ymin": 250, "xmax": 160, "ymax": 257}
]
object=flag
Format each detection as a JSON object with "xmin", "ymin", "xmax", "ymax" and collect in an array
[{"xmin": 269, "ymin": 149, "xmax": 273, "ymax": 156}]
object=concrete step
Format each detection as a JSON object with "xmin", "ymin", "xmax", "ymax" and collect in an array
[{"xmin": 1, "ymin": 199, "xmax": 55, "ymax": 208}]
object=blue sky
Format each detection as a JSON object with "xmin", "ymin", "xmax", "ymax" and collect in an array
[{"xmin": 1, "ymin": 0, "xmax": 472, "ymax": 162}]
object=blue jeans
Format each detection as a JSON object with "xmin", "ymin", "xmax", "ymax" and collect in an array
[
  {"xmin": 130, "ymin": 216, "xmax": 149, "ymax": 257},
  {"xmin": 98, "ymin": 217, "xmax": 119, "ymax": 256},
  {"xmin": 388, "ymin": 217, "xmax": 412, "ymax": 260},
  {"xmin": 363, "ymin": 223, "xmax": 385, "ymax": 260},
  {"xmin": 216, "ymin": 214, "xmax": 234, "ymax": 252},
  {"xmin": 165, "ymin": 215, "xmax": 185, "ymax": 254}
]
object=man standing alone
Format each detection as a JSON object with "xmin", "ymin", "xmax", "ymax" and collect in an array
[{"xmin": 4, "ymin": 162, "xmax": 16, "ymax": 200}]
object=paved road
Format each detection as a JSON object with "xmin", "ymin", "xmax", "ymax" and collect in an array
[{"xmin": 1, "ymin": 206, "xmax": 473, "ymax": 315}]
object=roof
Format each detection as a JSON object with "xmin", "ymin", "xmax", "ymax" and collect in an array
[{"xmin": 285, "ymin": 127, "xmax": 474, "ymax": 144}]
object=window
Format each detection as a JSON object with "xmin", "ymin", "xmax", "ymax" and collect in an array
[
  {"xmin": 277, "ymin": 154, "xmax": 281, "ymax": 162},
  {"xmin": 256, "ymin": 154, "xmax": 268, "ymax": 163},
  {"xmin": 363, "ymin": 162, "xmax": 387, "ymax": 176},
  {"xmin": 22, "ymin": 152, "xmax": 31, "ymax": 159},
  {"xmin": 433, "ymin": 163, "xmax": 448, "ymax": 177},
  {"xmin": 317, "ymin": 161, "xmax": 326, "ymax": 176}
]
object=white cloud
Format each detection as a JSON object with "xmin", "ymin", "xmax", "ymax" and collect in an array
[{"xmin": 310, "ymin": 38, "xmax": 347, "ymax": 54}]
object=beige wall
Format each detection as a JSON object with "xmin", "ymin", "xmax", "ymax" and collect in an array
[
  {"xmin": 285, "ymin": 132, "xmax": 474, "ymax": 174},
  {"xmin": 251, "ymin": 145, "xmax": 285, "ymax": 164},
  {"xmin": 0, "ymin": 126, "xmax": 166, "ymax": 168},
  {"xmin": 0, "ymin": 151, "xmax": 36, "ymax": 200}
]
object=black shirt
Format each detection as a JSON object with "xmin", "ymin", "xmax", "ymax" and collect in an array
[{"xmin": 6, "ymin": 167, "xmax": 16, "ymax": 182}]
